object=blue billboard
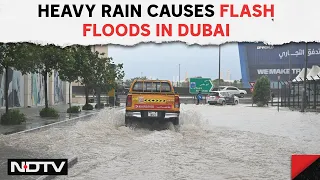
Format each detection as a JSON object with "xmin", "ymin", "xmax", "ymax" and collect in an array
[{"xmin": 238, "ymin": 42, "xmax": 320, "ymax": 88}]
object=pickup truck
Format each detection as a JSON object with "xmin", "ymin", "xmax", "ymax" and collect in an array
[{"xmin": 125, "ymin": 80, "xmax": 180, "ymax": 126}]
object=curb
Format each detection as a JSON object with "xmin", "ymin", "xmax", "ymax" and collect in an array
[
  {"xmin": 7, "ymin": 112, "xmax": 98, "ymax": 136},
  {"xmin": 36, "ymin": 156, "xmax": 78, "ymax": 180},
  {"xmin": 7, "ymin": 106, "xmax": 125, "ymax": 136}
]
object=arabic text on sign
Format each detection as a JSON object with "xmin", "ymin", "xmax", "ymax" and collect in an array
[{"xmin": 279, "ymin": 48, "xmax": 320, "ymax": 59}]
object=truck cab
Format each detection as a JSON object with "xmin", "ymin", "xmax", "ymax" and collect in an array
[{"xmin": 125, "ymin": 80, "xmax": 180, "ymax": 126}]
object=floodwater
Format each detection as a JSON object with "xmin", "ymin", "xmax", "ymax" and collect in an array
[{"xmin": 1, "ymin": 104, "xmax": 319, "ymax": 180}]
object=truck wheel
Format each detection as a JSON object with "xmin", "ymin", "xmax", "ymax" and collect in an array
[
  {"xmin": 125, "ymin": 117, "xmax": 131, "ymax": 127},
  {"xmin": 172, "ymin": 118, "xmax": 179, "ymax": 125},
  {"xmin": 234, "ymin": 100, "xmax": 238, "ymax": 105},
  {"xmin": 221, "ymin": 101, "xmax": 226, "ymax": 106}
]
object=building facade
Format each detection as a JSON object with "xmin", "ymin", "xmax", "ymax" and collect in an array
[
  {"xmin": 0, "ymin": 68, "xmax": 69, "ymax": 108},
  {"xmin": 0, "ymin": 45, "xmax": 108, "ymax": 108},
  {"xmin": 238, "ymin": 42, "xmax": 320, "ymax": 88}
]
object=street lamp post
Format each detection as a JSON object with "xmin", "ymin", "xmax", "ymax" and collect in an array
[
  {"xmin": 289, "ymin": 52, "xmax": 292, "ymax": 81},
  {"xmin": 218, "ymin": 45, "xmax": 221, "ymax": 87},
  {"xmin": 288, "ymin": 52, "xmax": 292, "ymax": 107},
  {"xmin": 179, "ymin": 64, "xmax": 181, "ymax": 87},
  {"xmin": 301, "ymin": 43, "xmax": 308, "ymax": 112},
  {"xmin": 278, "ymin": 74, "xmax": 280, "ymax": 112}
]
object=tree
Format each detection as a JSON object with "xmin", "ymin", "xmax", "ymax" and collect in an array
[
  {"xmin": 76, "ymin": 46, "xmax": 99, "ymax": 106},
  {"xmin": 239, "ymin": 78, "xmax": 243, "ymax": 88},
  {"xmin": 109, "ymin": 62, "xmax": 125, "ymax": 92},
  {"xmin": 212, "ymin": 78, "xmax": 224, "ymax": 87},
  {"xmin": 91, "ymin": 52, "xmax": 111, "ymax": 108},
  {"xmin": 0, "ymin": 43, "xmax": 36, "ymax": 113},
  {"xmin": 232, "ymin": 80, "xmax": 238, "ymax": 87},
  {"xmin": 31, "ymin": 44, "xmax": 67, "ymax": 109},
  {"xmin": 90, "ymin": 54, "xmax": 124, "ymax": 108},
  {"xmin": 252, "ymin": 75, "xmax": 271, "ymax": 107},
  {"xmin": 109, "ymin": 63, "xmax": 125, "ymax": 106},
  {"xmin": 58, "ymin": 46, "xmax": 79, "ymax": 108}
]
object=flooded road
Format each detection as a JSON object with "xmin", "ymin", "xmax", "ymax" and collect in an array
[{"xmin": 1, "ymin": 105, "xmax": 320, "ymax": 180}]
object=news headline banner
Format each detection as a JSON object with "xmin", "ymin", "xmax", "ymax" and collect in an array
[{"xmin": 0, "ymin": 0, "xmax": 317, "ymax": 46}]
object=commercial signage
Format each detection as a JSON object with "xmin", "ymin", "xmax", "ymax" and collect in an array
[{"xmin": 238, "ymin": 42, "xmax": 320, "ymax": 88}]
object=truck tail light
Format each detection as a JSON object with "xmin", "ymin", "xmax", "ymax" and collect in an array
[
  {"xmin": 126, "ymin": 95, "xmax": 132, "ymax": 107},
  {"xmin": 174, "ymin": 96, "xmax": 180, "ymax": 108}
]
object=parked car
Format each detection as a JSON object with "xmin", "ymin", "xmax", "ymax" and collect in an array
[
  {"xmin": 207, "ymin": 91, "xmax": 239, "ymax": 105},
  {"xmin": 212, "ymin": 86, "xmax": 247, "ymax": 98}
]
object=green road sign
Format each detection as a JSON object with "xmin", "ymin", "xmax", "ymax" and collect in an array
[{"xmin": 189, "ymin": 78, "xmax": 214, "ymax": 94}]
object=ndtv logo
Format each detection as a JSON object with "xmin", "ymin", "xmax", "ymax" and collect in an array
[
  {"xmin": 8, "ymin": 159, "xmax": 68, "ymax": 175},
  {"xmin": 256, "ymin": 45, "xmax": 274, "ymax": 50}
]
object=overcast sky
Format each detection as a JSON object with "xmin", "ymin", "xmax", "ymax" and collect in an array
[{"xmin": 108, "ymin": 43, "xmax": 241, "ymax": 81}]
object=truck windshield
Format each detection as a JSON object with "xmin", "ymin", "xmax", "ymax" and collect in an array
[{"xmin": 132, "ymin": 82, "xmax": 172, "ymax": 92}]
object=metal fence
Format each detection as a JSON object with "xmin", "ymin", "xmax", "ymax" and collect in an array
[{"xmin": 271, "ymin": 79, "xmax": 320, "ymax": 110}]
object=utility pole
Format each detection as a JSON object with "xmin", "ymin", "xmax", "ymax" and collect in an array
[
  {"xmin": 289, "ymin": 52, "xmax": 292, "ymax": 81},
  {"xmin": 218, "ymin": 45, "xmax": 221, "ymax": 87},
  {"xmin": 278, "ymin": 74, "xmax": 280, "ymax": 112},
  {"xmin": 288, "ymin": 48, "xmax": 292, "ymax": 106},
  {"xmin": 179, "ymin": 64, "xmax": 181, "ymax": 87},
  {"xmin": 301, "ymin": 43, "xmax": 308, "ymax": 112}
]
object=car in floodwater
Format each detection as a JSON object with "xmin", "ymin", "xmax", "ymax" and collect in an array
[{"xmin": 207, "ymin": 91, "xmax": 239, "ymax": 105}]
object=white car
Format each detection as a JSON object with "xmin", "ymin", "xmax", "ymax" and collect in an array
[
  {"xmin": 207, "ymin": 91, "xmax": 240, "ymax": 105},
  {"xmin": 212, "ymin": 86, "xmax": 247, "ymax": 98}
]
